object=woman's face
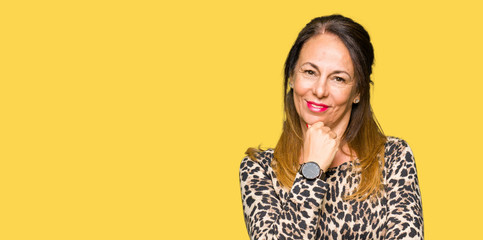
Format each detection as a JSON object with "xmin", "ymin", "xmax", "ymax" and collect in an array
[{"xmin": 291, "ymin": 33, "xmax": 359, "ymax": 135}]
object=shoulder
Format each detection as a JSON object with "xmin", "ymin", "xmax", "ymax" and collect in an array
[
  {"xmin": 385, "ymin": 136, "xmax": 410, "ymax": 148},
  {"xmin": 239, "ymin": 149, "xmax": 274, "ymax": 175},
  {"xmin": 384, "ymin": 136, "xmax": 413, "ymax": 157},
  {"xmin": 384, "ymin": 136, "xmax": 417, "ymax": 174}
]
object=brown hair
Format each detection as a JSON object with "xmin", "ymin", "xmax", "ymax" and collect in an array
[{"xmin": 247, "ymin": 15, "xmax": 386, "ymax": 200}]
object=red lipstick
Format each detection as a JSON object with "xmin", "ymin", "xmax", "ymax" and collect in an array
[{"xmin": 306, "ymin": 100, "xmax": 329, "ymax": 112}]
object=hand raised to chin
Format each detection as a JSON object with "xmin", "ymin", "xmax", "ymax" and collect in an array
[{"xmin": 303, "ymin": 122, "xmax": 340, "ymax": 172}]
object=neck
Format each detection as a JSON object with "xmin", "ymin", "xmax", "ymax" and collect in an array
[{"xmin": 329, "ymin": 142, "xmax": 356, "ymax": 168}]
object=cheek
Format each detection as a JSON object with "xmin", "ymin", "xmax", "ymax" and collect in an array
[
  {"xmin": 292, "ymin": 88, "xmax": 308, "ymax": 119},
  {"xmin": 334, "ymin": 88, "xmax": 356, "ymax": 105},
  {"xmin": 293, "ymin": 80, "xmax": 311, "ymax": 99},
  {"xmin": 292, "ymin": 90, "xmax": 302, "ymax": 114},
  {"xmin": 293, "ymin": 87, "xmax": 303, "ymax": 101},
  {"xmin": 292, "ymin": 84, "xmax": 308, "ymax": 109}
]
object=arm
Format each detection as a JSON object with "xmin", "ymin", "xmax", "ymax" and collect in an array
[
  {"xmin": 384, "ymin": 140, "xmax": 424, "ymax": 239},
  {"xmin": 239, "ymin": 154, "xmax": 329, "ymax": 240}
]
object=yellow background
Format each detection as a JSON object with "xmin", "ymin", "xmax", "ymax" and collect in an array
[{"xmin": 1, "ymin": 0, "xmax": 482, "ymax": 239}]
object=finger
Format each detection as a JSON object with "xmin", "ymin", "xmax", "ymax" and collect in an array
[
  {"xmin": 329, "ymin": 131, "xmax": 337, "ymax": 139},
  {"xmin": 311, "ymin": 121, "xmax": 325, "ymax": 128},
  {"xmin": 335, "ymin": 137, "xmax": 341, "ymax": 147}
]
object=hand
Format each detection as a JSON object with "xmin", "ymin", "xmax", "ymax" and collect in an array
[{"xmin": 303, "ymin": 122, "xmax": 340, "ymax": 172}]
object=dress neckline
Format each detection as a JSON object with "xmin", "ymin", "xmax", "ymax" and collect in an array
[{"xmin": 326, "ymin": 159, "xmax": 356, "ymax": 172}]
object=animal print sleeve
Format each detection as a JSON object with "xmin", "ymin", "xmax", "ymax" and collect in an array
[
  {"xmin": 384, "ymin": 139, "xmax": 424, "ymax": 239},
  {"xmin": 240, "ymin": 156, "xmax": 329, "ymax": 240}
]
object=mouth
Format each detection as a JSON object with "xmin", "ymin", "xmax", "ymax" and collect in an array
[{"xmin": 306, "ymin": 100, "xmax": 329, "ymax": 112}]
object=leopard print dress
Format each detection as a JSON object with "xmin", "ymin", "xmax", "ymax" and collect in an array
[{"xmin": 239, "ymin": 137, "xmax": 423, "ymax": 239}]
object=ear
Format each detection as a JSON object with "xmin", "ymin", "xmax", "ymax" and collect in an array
[
  {"xmin": 289, "ymin": 81, "xmax": 294, "ymax": 88},
  {"xmin": 353, "ymin": 93, "xmax": 361, "ymax": 104}
]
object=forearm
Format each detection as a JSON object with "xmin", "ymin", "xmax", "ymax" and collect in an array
[{"xmin": 241, "ymin": 160, "xmax": 328, "ymax": 240}]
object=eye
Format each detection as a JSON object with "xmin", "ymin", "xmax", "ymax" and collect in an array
[
  {"xmin": 304, "ymin": 70, "xmax": 316, "ymax": 75},
  {"xmin": 334, "ymin": 76, "xmax": 346, "ymax": 82}
]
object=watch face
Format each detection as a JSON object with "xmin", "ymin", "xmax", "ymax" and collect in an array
[{"xmin": 302, "ymin": 162, "xmax": 320, "ymax": 179}]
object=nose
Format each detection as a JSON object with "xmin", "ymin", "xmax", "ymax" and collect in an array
[{"xmin": 312, "ymin": 78, "xmax": 328, "ymax": 99}]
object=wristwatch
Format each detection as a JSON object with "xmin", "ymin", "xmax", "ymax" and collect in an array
[{"xmin": 300, "ymin": 162, "xmax": 326, "ymax": 180}]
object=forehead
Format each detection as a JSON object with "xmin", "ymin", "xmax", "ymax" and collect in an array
[{"xmin": 298, "ymin": 33, "xmax": 354, "ymax": 73}]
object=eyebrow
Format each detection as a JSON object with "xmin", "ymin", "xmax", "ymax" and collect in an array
[{"xmin": 302, "ymin": 62, "xmax": 352, "ymax": 79}]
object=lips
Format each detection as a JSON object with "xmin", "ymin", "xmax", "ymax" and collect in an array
[{"xmin": 306, "ymin": 100, "xmax": 329, "ymax": 112}]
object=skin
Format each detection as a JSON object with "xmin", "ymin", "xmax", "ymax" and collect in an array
[{"xmin": 290, "ymin": 33, "xmax": 360, "ymax": 171}]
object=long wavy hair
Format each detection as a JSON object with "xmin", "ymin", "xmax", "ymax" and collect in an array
[{"xmin": 247, "ymin": 15, "xmax": 386, "ymax": 200}]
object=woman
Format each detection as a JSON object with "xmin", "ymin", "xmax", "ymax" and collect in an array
[{"xmin": 239, "ymin": 15, "xmax": 423, "ymax": 239}]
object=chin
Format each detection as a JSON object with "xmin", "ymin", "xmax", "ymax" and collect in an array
[{"xmin": 302, "ymin": 116, "xmax": 322, "ymax": 125}]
